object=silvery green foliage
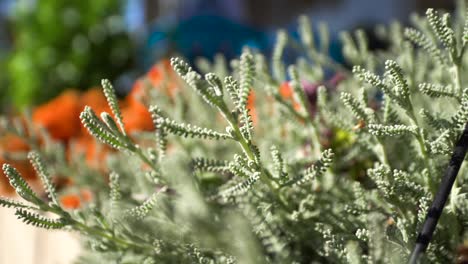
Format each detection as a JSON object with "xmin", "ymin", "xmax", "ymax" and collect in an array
[
  {"xmin": 101, "ymin": 79, "xmax": 126, "ymax": 134},
  {"xmin": 125, "ymin": 190, "xmax": 161, "ymax": 220},
  {"xmin": 109, "ymin": 172, "xmax": 121, "ymax": 210},
  {"xmin": 156, "ymin": 116, "xmax": 232, "ymax": 140},
  {"xmin": 1, "ymin": 5, "xmax": 468, "ymax": 264},
  {"xmin": 2, "ymin": 164, "xmax": 41, "ymax": 205},
  {"xmin": 28, "ymin": 151, "xmax": 59, "ymax": 206},
  {"xmin": 79, "ymin": 106, "xmax": 127, "ymax": 150},
  {"xmin": 192, "ymin": 158, "xmax": 231, "ymax": 173},
  {"xmin": 15, "ymin": 209, "xmax": 67, "ymax": 229}
]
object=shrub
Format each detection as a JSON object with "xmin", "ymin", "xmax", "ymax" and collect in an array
[
  {"xmin": 6, "ymin": 0, "xmax": 134, "ymax": 108},
  {"xmin": 1, "ymin": 6, "xmax": 468, "ymax": 264}
]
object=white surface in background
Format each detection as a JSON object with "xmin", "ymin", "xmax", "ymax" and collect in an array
[{"xmin": 0, "ymin": 206, "xmax": 80, "ymax": 264}]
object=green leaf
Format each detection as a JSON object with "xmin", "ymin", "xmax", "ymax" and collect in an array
[
  {"xmin": 227, "ymin": 161, "xmax": 250, "ymax": 179},
  {"xmin": 418, "ymin": 83, "xmax": 457, "ymax": 99},
  {"xmin": 420, "ymin": 109, "xmax": 452, "ymax": 130},
  {"xmin": 450, "ymin": 88, "xmax": 468, "ymax": 129},
  {"xmin": 341, "ymin": 92, "xmax": 371, "ymax": 122},
  {"xmin": 270, "ymin": 146, "xmax": 288, "ymax": 184},
  {"xmin": 216, "ymin": 172, "xmax": 260, "ymax": 198},
  {"xmin": 385, "ymin": 60, "xmax": 410, "ymax": 102},
  {"xmin": 272, "ymin": 30, "xmax": 288, "ymax": 82},
  {"xmin": 28, "ymin": 151, "xmax": 58, "ymax": 206},
  {"xmin": 238, "ymin": 50, "xmax": 255, "ymax": 110},
  {"xmin": 368, "ymin": 124, "xmax": 417, "ymax": 137},
  {"xmin": 298, "ymin": 15, "xmax": 314, "ymax": 50},
  {"xmin": 15, "ymin": 209, "xmax": 67, "ymax": 229},
  {"xmin": 404, "ymin": 28, "xmax": 444, "ymax": 64},
  {"xmin": 0, "ymin": 197, "xmax": 38, "ymax": 210},
  {"xmin": 205, "ymin": 73, "xmax": 223, "ymax": 97},
  {"xmin": 80, "ymin": 106, "xmax": 127, "ymax": 150},
  {"xmin": 2, "ymin": 164, "xmax": 41, "ymax": 205},
  {"xmin": 224, "ymin": 76, "xmax": 241, "ymax": 107},
  {"xmin": 239, "ymin": 107, "xmax": 254, "ymax": 141},
  {"xmin": 149, "ymin": 105, "xmax": 168, "ymax": 159},
  {"xmin": 100, "ymin": 112, "xmax": 123, "ymax": 136},
  {"xmin": 171, "ymin": 57, "xmax": 222, "ymax": 107},
  {"xmin": 353, "ymin": 66, "xmax": 400, "ymax": 105},
  {"xmin": 101, "ymin": 79, "xmax": 126, "ymax": 134},
  {"xmin": 426, "ymin": 8, "xmax": 455, "ymax": 50},
  {"xmin": 192, "ymin": 158, "xmax": 231, "ymax": 173},
  {"xmin": 288, "ymin": 149, "xmax": 334, "ymax": 186},
  {"xmin": 157, "ymin": 117, "xmax": 232, "ymax": 140},
  {"xmin": 109, "ymin": 172, "xmax": 121, "ymax": 207},
  {"xmin": 288, "ymin": 65, "xmax": 310, "ymax": 115},
  {"xmin": 429, "ymin": 129, "xmax": 454, "ymax": 155},
  {"xmin": 125, "ymin": 190, "xmax": 163, "ymax": 220}
]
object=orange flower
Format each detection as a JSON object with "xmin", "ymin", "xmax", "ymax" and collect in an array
[
  {"xmin": 279, "ymin": 82, "xmax": 294, "ymax": 99},
  {"xmin": 69, "ymin": 135, "xmax": 110, "ymax": 170},
  {"xmin": 279, "ymin": 82, "xmax": 301, "ymax": 111},
  {"xmin": 79, "ymin": 87, "xmax": 111, "ymax": 114},
  {"xmin": 122, "ymin": 102, "xmax": 154, "ymax": 133},
  {"xmin": 0, "ymin": 133, "xmax": 30, "ymax": 153},
  {"xmin": 70, "ymin": 136, "xmax": 95, "ymax": 162},
  {"xmin": 60, "ymin": 194, "xmax": 81, "ymax": 209},
  {"xmin": 33, "ymin": 90, "xmax": 82, "ymax": 141},
  {"xmin": 147, "ymin": 64, "xmax": 163, "ymax": 87},
  {"xmin": 119, "ymin": 60, "xmax": 180, "ymax": 137},
  {"xmin": 247, "ymin": 91, "xmax": 258, "ymax": 125},
  {"xmin": 122, "ymin": 80, "xmax": 154, "ymax": 133},
  {"xmin": 126, "ymin": 80, "xmax": 145, "ymax": 108},
  {"xmin": 80, "ymin": 188, "xmax": 93, "ymax": 202},
  {"xmin": 78, "ymin": 88, "xmax": 115, "ymax": 137},
  {"xmin": 145, "ymin": 60, "xmax": 179, "ymax": 98}
]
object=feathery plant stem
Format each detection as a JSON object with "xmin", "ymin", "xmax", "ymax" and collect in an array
[
  {"xmin": 406, "ymin": 107, "xmax": 435, "ymax": 191},
  {"xmin": 385, "ymin": 58, "xmax": 435, "ymax": 189},
  {"xmin": 81, "ymin": 81, "xmax": 162, "ymax": 180},
  {"xmin": 32, "ymin": 189, "xmax": 155, "ymax": 253},
  {"xmin": 0, "ymin": 197, "xmax": 40, "ymax": 210},
  {"xmin": 28, "ymin": 151, "xmax": 59, "ymax": 206},
  {"xmin": 72, "ymin": 219, "xmax": 154, "ymax": 252},
  {"xmin": 2, "ymin": 167, "xmax": 155, "ymax": 254},
  {"xmin": 132, "ymin": 144, "xmax": 160, "ymax": 174},
  {"xmin": 219, "ymin": 104, "xmax": 291, "ymax": 211},
  {"xmin": 171, "ymin": 54, "xmax": 291, "ymax": 211},
  {"xmin": 80, "ymin": 214, "xmax": 156, "ymax": 253}
]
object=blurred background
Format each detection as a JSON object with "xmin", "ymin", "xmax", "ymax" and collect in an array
[{"xmin": 0, "ymin": 0, "xmax": 455, "ymax": 111}]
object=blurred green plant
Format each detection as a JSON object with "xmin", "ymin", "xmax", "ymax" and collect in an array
[{"xmin": 6, "ymin": 0, "xmax": 134, "ymax": 108}]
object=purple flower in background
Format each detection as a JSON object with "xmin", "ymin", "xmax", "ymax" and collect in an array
[
  {"xmin": 301, "ymin": 80, "xmax": 319, "ymax": 116},
  {"xmin": 301, "ymin": 72, "xmax": 347, "ymax": 116},
  {"xmin": 327, "ymin": 72, "xmax": 346, "ymax": 88}
]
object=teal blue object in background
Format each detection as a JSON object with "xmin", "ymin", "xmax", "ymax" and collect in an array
[{"xmin": 144, "ymin": 15, "xmax": 267, "ymax": 68}]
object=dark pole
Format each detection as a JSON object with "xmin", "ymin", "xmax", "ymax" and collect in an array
[{"xmin": 409, "ymin": 122, "xmax": 468, "ymax": 264}]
